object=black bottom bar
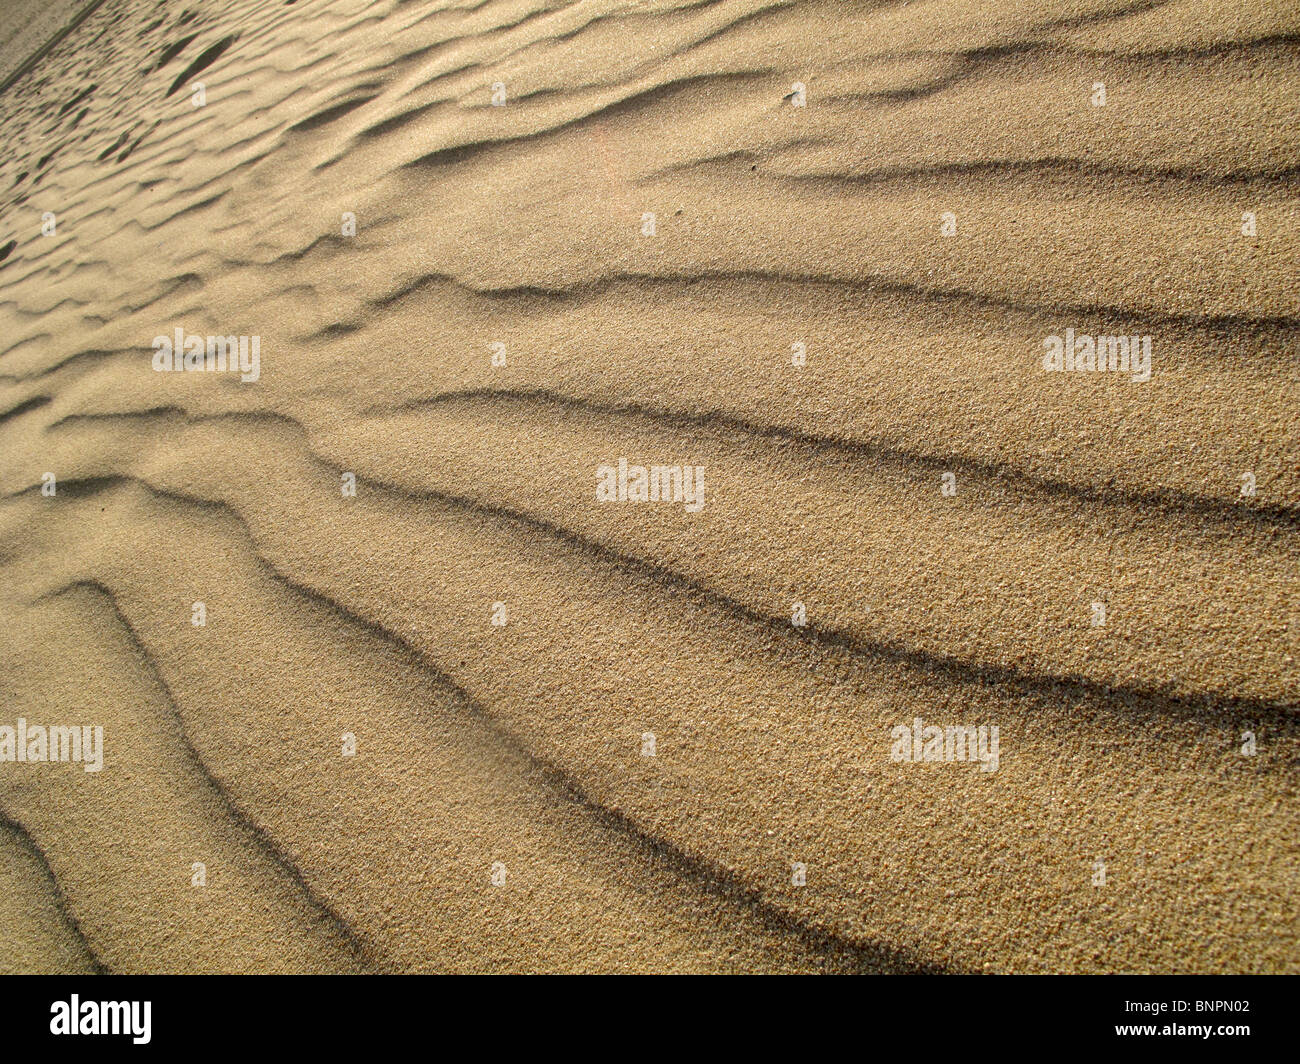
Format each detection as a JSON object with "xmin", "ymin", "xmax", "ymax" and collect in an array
[{"xmin": 0, "ymin": 973, "xmax": 1288, "ymax": 1052}]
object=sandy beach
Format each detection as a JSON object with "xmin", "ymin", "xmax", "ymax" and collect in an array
[{"xmin": 0, "ymin": 0, "xmax": 1295, "ymax": 973}]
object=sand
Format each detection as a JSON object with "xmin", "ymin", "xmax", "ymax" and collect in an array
[{"xmin": 0, "ymin": 0, "xmax": 1295, "ymax": 974}]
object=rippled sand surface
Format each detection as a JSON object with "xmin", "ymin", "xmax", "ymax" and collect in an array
[{"xmin": 0, "ymin": 0, "xmax": 1296, "ymax": 973}]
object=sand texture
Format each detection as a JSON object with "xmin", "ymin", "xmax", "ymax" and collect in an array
[{"xmin": 0, "ymin": 0, "xmax": 1296, "ymax": 973}]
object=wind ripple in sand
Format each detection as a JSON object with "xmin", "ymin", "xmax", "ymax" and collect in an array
[{"xmin": 0, "ymin": 0, "xmax": 1295, "ymax": 973}]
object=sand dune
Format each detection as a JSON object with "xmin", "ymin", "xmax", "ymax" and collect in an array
[{"xmin": 0, "ymin": 0, "xmax": 1295, "ymax": 973}]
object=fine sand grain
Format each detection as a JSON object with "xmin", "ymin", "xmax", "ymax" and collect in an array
[{"xmin": 0, "ymin": 0, "xmax": 1296, "ymax": 973}]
